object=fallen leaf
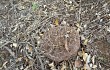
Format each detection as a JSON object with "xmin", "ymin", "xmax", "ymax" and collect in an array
[
  {"xmin": 48, "ymin": 62, "xmax": 54, "ymax": 67},
  {"xmin": 29, "ymin": 46, "xmax": 32, "ymax": 52},
  {"xmin": 75, "ymin": 23, "xmax": 81, "ymax": 32},
  {"xmin": 89, "ymin": 63, "xmax": 93, "ymax": 68},
  {"xmin": 83, "ymin": 38, "xmax": 88, "ymax": 45},
  {"xmin": 92, "ymin": 65, "xmax": 97, "ymax": 68},
  {"xmin": 70, "ymin": 6, "xmax": 75, "ymax": 11},
  {"xmin": 91, "ymin": 56, "xmax": 97, "ymax": 69},
  {"xmin": 61, "ymin": 63, "xmax": 66, "ymax": 70},
  {"xmin": 78, "ymin": 51, "xmax": 83, "ymax": 57},
  {"xmin": 16, "ymin": 57, "xmax": 22, "ymax": 62},
  {"xmin": 20, "ymin": 65, "xmax": 24, "ymax": 70},
  {"xmin": 12, "ymin": 43, "xmax": 18, "ymax": 48},
  {"xmin": 61, "ymin": 20, "xmax": 67, "ymax": 25},
  {"xmin": 82, "ymin": 48, "xmax": 88, "ymax": 62},
  {"xmin": 81, "ymin": 35, "xmax": 85, "ymax": 40},
  {"xmin": 75, "ymin": 23, "xmax": 81, "ymax": 28},
  {"xmin": 48, "ymin": 62, "xmax": 57, "ymax": 70},
  {"xmin": 83, "ymin": 53, "xmax": 88, "ymax": 62},
  {"xmin": 83, "ymin": 63, "xmax": 91, "ymax": 70},
  {"xmin": 54, "ymin": 18, "xmax": 59, "ymax": 26},
  {"xmin": 39, "ymin": 32, "xmax": 43, "ymax": 36},
  {"xmin": 52, "ymin": 5, "xmax": 57, "ymax": 10},
  {"xmin": 107, "ymin": 27, "xmax": 110, "ymax": 32},
  {"xmin": 92, "ymin": 56, "xmax": 95, "ymax": 64},
  {"xmin": 86, "ymin": 54, "xmax": 91, "ymax": 63},
  {"xmin": 77, "ymin": 28, "xmax": 80, "ymax": 32},
  {"xmin": 1, "ymin": 61, "xmax": 8, "ymax": 69}
]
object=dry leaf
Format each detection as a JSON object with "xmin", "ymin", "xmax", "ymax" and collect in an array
[
  {"xmin": 61, "ymin": 63, "xmax": 66, "ymax": 70},
  {"xmin": 86, "ymin": 54, "xmax": 91, "ymax": 63},
  {"xmin": 29, "ymin": 46, "xmax": 32, "ymax": 52},
  {"xmin": 0, "ymin": 61, "xmax": 8, "ymax": 69},
  {"xmin": 78, "ymin": 51, "xmax": 83, "ymax": 57},
  {"xmin": 49, "ymin": 62, "xmax": 54, "ymax": 67},
  {"xmin": 81, "ymin": 35, "xmax": 85, "ymax": 40},
  {"xmin": 92, "ymin": 65, "xmax": 97, "ymax": 68},
  {"xmin": 82, "ymin": 48, "xmax": 88, "ymax": 62},
  {"xmin": 91, "ymin": 56, "xmax": 97, "ymax": 69},
  {"xmin": 26, "ymin": 45, "xmax": 32, "ymax": 52},
  {"xmin": 20, "ymin": 65, "xmax": 24, "ymax": 70},
  {"xmin": 92, "ymin": 56, "xmax": 95, "ymax": 64},
  {"xmin": 77, "ymin": 28, "xmax": 80, "ymax": 32},
  {"xmin": 24, "ymin": 65, "xmax": 31, "ymax": 70},
  {"xmin": 89, "ymin": 63, "xmax": 93, "ymax": 68},
  {"xmin": 24, "ymin": 61, "xmax": 33, "ymax": 70},
  {"xmin": 75, "ymin": 23, "xmax": 81, "ymax": 32},
  {"xmin": 12, "ymin": 24, "xmax": 18, "ymax": 32},
  {"xmin": 83, "ymin": 38, "xmax": 88, "ymax": 45},
  {"xmin": 70, "ymin": 6, "xmax": 75, "ymax": 11},
  {"xmin": 37, "ymin": 40, "xmax": 41, "ymax": 45},
  {"xmin": 83, "ymin": 63, "xmax": 91, "ymax": 70},
  {"xmin": 61, "ymin": 20, "xmax": 66, "ymax": 25},
  {"xmin": 82, "ymin": 48, "xmax": 90, "ymax": 70},
  {"xmin": 107, "ymin": 27, "xmax": 110, "ymax": 32},
  {"xmin": 54, "ymin": 18, "xmax": 59, "ymax": 26},
  {"xmin": 52, "ymin": 5, "xmax": 57, "ymax": 10},
  {"xmin": 39, "ymin": 32, "xmax": 43, "ymax": 36},
  {"xmin": 12, "ymin": 43, "xmax": 18, "ymax": 48},
  {"xmin": 16, "ymin": 57, "xmax": 22, "ymax": 62},
  {"xmin": 75, "ymin": 23, "xmax": 81, "ymax": 28},
  {"xmin": 48, "ymin": 62, "xmax": 57, "ymax": 70},
  {"xmin": 83, "ymin": 53, "xmax": 88, "ymax": 62}
]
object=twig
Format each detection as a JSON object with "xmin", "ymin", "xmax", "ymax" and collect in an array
[
  {"xmin": 78, "ymin": 0, "xmax": 82, "ymax": 22},
  {"xmin": 24, "ymin": 49, "xmax": 33, "ymax": 60},
  {"xmin": 0, "ymin": 41, "xmax": 11, "ymax": 48},
  {"xmin": 4, "ymin": 46, "xmax": 16, "ymax": 58},
  {"xmin": 30, "ymin": 37, "xmax": 45, "ymax": 70},
  {"xmin": 72, "ymin": 0, "xmax": 79, "ymax": 6}
]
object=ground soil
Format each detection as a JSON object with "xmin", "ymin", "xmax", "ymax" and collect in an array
[{"xmin": 0, "ymin": 0, "xmax": 110, "ymax": 70}]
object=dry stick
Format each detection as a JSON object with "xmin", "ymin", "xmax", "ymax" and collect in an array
[
  {"xmin": 98, "ymin": 60, "xmax": 110, "ymax": 68},
  {"xmin": 0, "ymin": 41, "xmax": 11, "ymax": 48},
  {"xmin": 7, "ymin": 62, "xmax": 18, "ymax": 70},
  {"xmin": 4, "ymin": 46, "xmax": 16, "ymax": 58},
  {"xmin": 30, "ymin": 37, "xmax": 44, "ymax": 70},
  {"xmin": 65, "ymin": 26, "xmax": 69, "ymax": 52},
  {"xmin": 26, "ymin": 16, "xmax": 52, "ymax": 35},
  {"xmin": 48, "ymin": 30, "xmax": 55, "ymax": 53},
  {"xmin": 24, "ymin": 49, "xmax": 33, "ymax": 60},
  {"xmin": 19, "ymin": 42, "xmax": 42, "ymax": 55},
  {"xmin": 72, "ymin": 0, "xmax": 79, "ymax": 6},
  {"xmin": 20, "ymin": 40, "xmax": 41, "ymax": 69},
  {"xmin": 78, "ymin": 0, "xmax": 82, "ymax": 23}
]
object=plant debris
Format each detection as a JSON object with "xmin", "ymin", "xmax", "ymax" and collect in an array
[{"xmin": 0, "ymin": 0, "xmax": 110, "ymax": 69}]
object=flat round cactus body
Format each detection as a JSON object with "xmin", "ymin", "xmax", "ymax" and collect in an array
[{"xmin": 40, "ymin": 26, "xmax": 80, "ymax": 62}]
